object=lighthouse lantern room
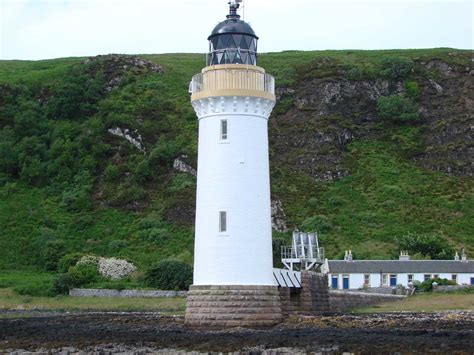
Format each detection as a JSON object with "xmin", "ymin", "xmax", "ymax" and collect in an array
[{"xmin": 185, "ymin": 0, "xmax": 281, "ymax": 327}]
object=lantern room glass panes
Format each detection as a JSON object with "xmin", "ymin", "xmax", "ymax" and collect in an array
[{"xmin": 208, "ymin": 34, "xmax": 258, "ymax": 65}]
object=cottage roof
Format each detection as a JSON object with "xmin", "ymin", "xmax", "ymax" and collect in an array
[{"xmin": 328, "ymin": 260, "xmax": 474, "ymax": 274}]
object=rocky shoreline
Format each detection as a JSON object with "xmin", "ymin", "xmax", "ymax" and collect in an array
[{"xmin": 1, "ymin": 311, "xmax": 473, "ymax": 354}]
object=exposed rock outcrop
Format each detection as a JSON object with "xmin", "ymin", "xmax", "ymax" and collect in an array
[
  {"xmin": 108, "ymin": 127, "xmax": 146, "ymax": 154},
  {"xmin": 82, "ymin": 54, "xmax": 163, "ymax": 93},
  {"xmin": 173, "ymin": 156, "xmax": 197, "ymax": 177},
  {"xmin": 271, "ymin": 199, "xmax": 288, "ymax": 232}
]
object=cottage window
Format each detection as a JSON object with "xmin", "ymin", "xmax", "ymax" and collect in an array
[
  {"xmin": 364, "ymin": 274, "xmax": 370, "ymax": 286},
  {"xmin": 408, "ymin": 274, "xmax": 414, "ymax": 284},
  {"xmin": 451, "ymin": 274, "xmax": 457, "ymax": 283},
  {"xmin": 382, "ymin": 274, "xmax": 388, "ymax": 286},
  {"xmin": 424, "ymin": 274, "xmax": 431, "ymax": 281},
  {"xmin": 219, "ymin": 211, "xmax": 227, "ymax": 233},
  {"xmin": 433, "ymin": 274, "xmax": 439, "ymax": 280}
]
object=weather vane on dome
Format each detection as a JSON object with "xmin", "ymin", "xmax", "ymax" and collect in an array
[{"xmin": 228, "ymin": 0, "xmax": 244, "ymax": 19}]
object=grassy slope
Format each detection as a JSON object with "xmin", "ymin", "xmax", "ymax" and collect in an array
[
  {"xmin": 355, "ymin": 291, "xmax": 474, "ymax": 312},
  {"xmin": 0, "ymin": 289, "xmax": 185, "ymax": 313},
  {"xmin": 0, "ymin": 49, "xmax": 472, "ymax": 277},
  {"xmin": 279, "ymin": 139, "xmax": 474, "ymax": 258}
]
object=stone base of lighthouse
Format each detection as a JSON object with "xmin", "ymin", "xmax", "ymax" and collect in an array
[{"xmin": 185, "ymin": 285, "xmax": 282, "ymax": 327}]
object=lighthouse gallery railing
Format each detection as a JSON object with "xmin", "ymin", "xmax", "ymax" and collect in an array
[{"xmin": 189, "ymin": 66, "xmax": 275, "ymax": 96}]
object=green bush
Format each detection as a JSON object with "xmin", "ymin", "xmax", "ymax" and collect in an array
[
  {"xmin": 57, "ymin": 253, "xmax": 83, "ymax": 273},
  {"xmin": 60, "ymin": 186, "xmax": 93, "ymax": 212},
  {"xmin": 38, "ymin": 240, "xmax": 66, "ymax": 272},
  {"xmin": 416, "ymin": 278, "xmax": 457, "ymax": 292},
  {"xmin": 377, "ymin": 95, "xmax": 419, "ymax": 123},
  {"xmin": 145, "ymin": 259, "xmax": 192, "ymax": 290},
  {"xmin": 405, "ymin": 81, "xmax": 421, "ymax": 100},
  {"xmin": 52, "ymin": 263, "xmax": 101, "ymax": 295},
  {"xmin": 380, "ymin": 57, "xmax": 414, "ymax": 80},
  {"xmin": 396, "ymin": 233, "xmax": 454, "ymax": 260},
  {"xmin": 52, "ymin": 273, "xmax": 77, "ymax": 295}
]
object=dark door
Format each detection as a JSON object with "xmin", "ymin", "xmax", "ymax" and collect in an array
[
  {"xmin": 332, "ymin": 276, "xmax": 338, "ymax": 289},
  {"xmin": 343, "ymin": 276, "xmax": 349, "ymax": 289},
  {"xmin": 390, "ymin": 275, "xmax": 397, "ymax": 287},
  {"xmin": 471, "ymin": 277, "xmax": 474, "ymax": 286}
]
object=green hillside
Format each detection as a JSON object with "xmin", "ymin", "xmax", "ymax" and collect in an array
[{"xmin": 0, "ymin": 49, "xmax": 472, "ymax": 276}]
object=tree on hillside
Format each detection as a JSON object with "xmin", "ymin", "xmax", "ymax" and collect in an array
[{"xmin": 396, "ymin": 233, "xmax": 454, "ymax": 260}]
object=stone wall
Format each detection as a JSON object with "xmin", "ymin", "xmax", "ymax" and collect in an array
[
  {"xmin": 279, "ymin": 271, "xmax": 330, "ymax": 315},
  {"xmin": 69, "ymin": 288, "xmax": 187, "ymax": 298},
  {"xmin": 185, "ymin": 285, "xmax": 282, "ymax": 327},
  {"xmin": 434, "ymin": 285, "xmax": 471, "ymax": 292},
  {"xmin": 329, "ymin": 290, "xmax": 405, "ymax": 312}
]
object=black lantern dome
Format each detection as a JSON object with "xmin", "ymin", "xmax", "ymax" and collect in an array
[{"xmin": 207, "ymin": 1, "xmax": 258, "ymax": 66}]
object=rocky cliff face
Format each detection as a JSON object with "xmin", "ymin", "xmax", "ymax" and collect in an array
[
  {"xmin": 270, "ymin": 55, "xmax": 473, "ymax": 183},
  {"xmin": 415, "ymin": 60, "xmax": 473, "ymax": 176}
]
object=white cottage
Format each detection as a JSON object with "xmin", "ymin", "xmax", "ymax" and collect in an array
[{"xmin": 325, "ymin": 251, "xmax": 474, "ymax": 290}]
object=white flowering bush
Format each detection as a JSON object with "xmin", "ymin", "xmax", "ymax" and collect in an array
[
  {"xmin": 98, "ymin": 257, "xmax": 137, "ymax": 280},
  {"xmin": 74, "ymin": 255, "xmax": 136, "ymax": 281},
  {"xmin": 76, "ymin": 255, "xmax": 99, "ymax": 267}
]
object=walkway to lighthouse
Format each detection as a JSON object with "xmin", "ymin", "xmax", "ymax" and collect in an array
[{"xmin": 273, "ymin": 268, "xmax": 301, "ymax": 288}]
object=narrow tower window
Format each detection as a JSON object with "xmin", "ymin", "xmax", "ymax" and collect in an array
[
  {"xmin": 219, "ymin": 211, "xmax": 227, "ymax": 233},
  {"xmin": 220, "ymin": 119, "xmax": 228, "ymax": 140}
]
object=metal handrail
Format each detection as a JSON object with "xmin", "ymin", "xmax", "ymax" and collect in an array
[{"xmin": 281, "ymin": 246, "xmax": 325, "ymax": 261}]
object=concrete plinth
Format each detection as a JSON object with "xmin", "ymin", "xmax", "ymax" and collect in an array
[{"xmin": 185, "ymin": 285, "xmax": 282, "ymax": 327}]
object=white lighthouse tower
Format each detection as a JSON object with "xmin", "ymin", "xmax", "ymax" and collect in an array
[{"xmin": 185, "ymin": 1, "xmax": 281, "ymax": 327}]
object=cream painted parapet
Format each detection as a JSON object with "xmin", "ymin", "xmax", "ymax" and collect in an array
[
  {"xmin": 190, "ymin": 64, "xmax": 275, "ymax": 102},
  {"xmin": 191, "ymin": 95, "xmax": 275, "ymax": 120}
]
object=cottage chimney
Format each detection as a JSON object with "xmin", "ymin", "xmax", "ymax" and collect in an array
[
  {"xmin": 461, "ymin": 249, "xmax": 467, "ymax": 262},
  {"xmin": 454, "ymin": 251, "xmax": 460, "ymax": 261},
  {"xmin": 399, "ymin": 251, "xmax": 410, "ymax": 261},
  {"xmin": 347, "ymin": 249, "xmax": 353, "ymax": 261},
  {"xmin": 344, "ymin": 250, "xmax": 348, "ymax": 261}
]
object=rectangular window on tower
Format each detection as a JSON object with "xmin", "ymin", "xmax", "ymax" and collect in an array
[
  {"xmin": 219, "ymin": 211, "xmax": 227, "ymax": 233},
  {"xmin": 220, "ymin": 119, "xmax": 228, "ymax": 140}
]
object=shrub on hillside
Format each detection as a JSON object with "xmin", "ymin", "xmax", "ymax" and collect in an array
[
  {"xmin": 380, "ymin": 57, "xmax": 414, "ymax": 80},
  {"xmin": 145, "ymin": 260, "xmax": 192, "ymax": 290},
  {"xmin": 60, "ymin": 185, "xmax": 93, "ymax": 212},
  {"xmin": 377, "ymin": 95, "xmax": 419, "ymax": 123},
  {"xmin": 39, "ymin": 240, "xmax": 66, "ymax": 272},
  {"xmin": 405, "ymin": 81, "xmax": 421, "ymax": 100},
  {"xmin": 52, "ymin": 263, "xmax": 100, "ymax": 295},
  {"xmin": 396, "ymin": 233, "xmax": 454, "ymax": 260},
  {"xmin": 77, "ymin": 255, "xmax": 100, "ymax": 267},
  {"xmin": 57, "ymin": 253, "xmax": 83, "ymax": 273}
]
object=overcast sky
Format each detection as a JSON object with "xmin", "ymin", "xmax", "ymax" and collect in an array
[{"xmin": 0, "ymin": 0, "xmax": 472, "ymax": 60}]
